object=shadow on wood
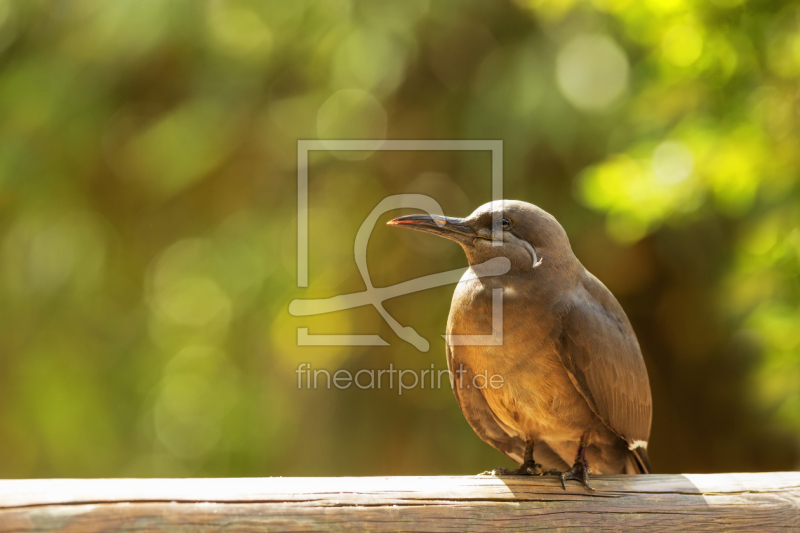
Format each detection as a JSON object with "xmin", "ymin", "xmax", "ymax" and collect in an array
[{"xmin": 0, "ymin": 473, "xmax": 798, "ymax": 531}]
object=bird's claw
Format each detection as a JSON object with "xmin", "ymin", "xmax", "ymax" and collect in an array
[
  {"xmin": 564, "ymin": 461, "xmax": 594, "ymax": 491},
  {"xmin": 544, "ymin": 460, "xmax": 594, "ymax": 491},
  {"xmin": 479, "ymin": 467, "xmax": 513, "ymax": 476},
  {"xmin": 485, "ymin": 461, "xmax": 542, "ymax": 476}
]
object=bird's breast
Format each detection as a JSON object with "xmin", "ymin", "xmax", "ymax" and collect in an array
[{"xmin": 447, "ymin": 278, "xmax": 594, "ymax": 442}]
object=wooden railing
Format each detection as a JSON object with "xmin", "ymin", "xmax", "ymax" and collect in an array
[{"xmin": 1, "ymin": 473, "xmax": 798, "ymax": 531}]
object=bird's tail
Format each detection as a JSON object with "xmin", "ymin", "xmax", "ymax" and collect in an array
[{"xmin": 627, "ymin": 447, "xmax": 652, "ymax": 474}]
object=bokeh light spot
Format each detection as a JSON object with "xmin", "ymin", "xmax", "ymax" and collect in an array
[
  {"xmin": 662, "ymin": 25, "xmax": 703, "ymax": 67},
  {"xmin": 652, "ymin": 141, "xmax": 694, "ymax": 184},
  {"xmin": 153, "ymin": 276, "xmax": 232, "ymax": 328},
  {"xmin": 317, "ymin": 89, "xmax": 387, "ymax": 160},
  {"xmin": 332, "ymin": 28, "xmax": 407, "ymax": 96},
  {"xmin": 556, "ymin": 34, "xmax": 629, "ymax": 111},
  {"xmin": 2, "ymin": 212, "xmax": 106, "ymax": 297},
  {"xmin": 206, "ymin": 2, "xmax": 273, "ymax": 59}
]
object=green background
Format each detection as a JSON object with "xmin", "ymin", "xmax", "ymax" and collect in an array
[{"xmin": 0, "ymin": 0, "xmax": 798, "ymax": 477}]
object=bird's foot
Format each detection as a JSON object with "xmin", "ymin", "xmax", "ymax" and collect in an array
[
  {"xmin": 480, "ymin": 467, "xmax": 510, "ymax": 476},
  {"xmin": 484, "ymin": 460, "xmax": 542, "ymax": 476},
  {"xmin": 518, "ymin": 460, "xmax": 543, "ymax": 475},
  {"xmin": 543, "ymin": 459, "xmax": 594, "ymax": 491}
]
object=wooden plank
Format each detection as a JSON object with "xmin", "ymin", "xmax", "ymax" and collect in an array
[{"xmin": 0, "ymin": 473, "xmax": 798, "ymax": 532}]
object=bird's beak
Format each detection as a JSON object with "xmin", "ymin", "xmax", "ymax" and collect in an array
[{"xmin": 387, "ymin": 214, "xmax": 476, "ymax": 244}]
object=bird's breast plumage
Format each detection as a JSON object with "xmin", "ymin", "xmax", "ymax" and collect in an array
[{"xmin": 447, "ymin": 274, "xmax": 592, "ymax": 439}]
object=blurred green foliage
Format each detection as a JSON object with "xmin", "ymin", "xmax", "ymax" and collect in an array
[{"xmin": 0, "ymin": 0, "xmax": 798, "ymax": 478}]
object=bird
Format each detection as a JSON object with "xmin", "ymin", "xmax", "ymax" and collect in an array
[{"xmin": 388, "ymin": 200, "xmax": 652, "ymax": 490}]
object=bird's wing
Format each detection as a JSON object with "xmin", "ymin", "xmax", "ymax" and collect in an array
[{"xmin": 555, "ymin": 273, "xmax": 652, "ymax": 470}]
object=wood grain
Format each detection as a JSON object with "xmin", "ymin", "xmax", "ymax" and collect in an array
[{"xmin": 0, "ymin": 473, "xmax": 798, "ymax": 532}]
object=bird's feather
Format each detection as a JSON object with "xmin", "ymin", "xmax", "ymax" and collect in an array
[
  {"xmin": 445, "ymin": 343, "xmax": 571, "ymax": 471},
  {"xmin": 555, "ymin": 271, "xmax": 652, "ymax": 472},
  {"xmin": 446, "ymin": 343, "xmax": 526, "ymax": 464}
]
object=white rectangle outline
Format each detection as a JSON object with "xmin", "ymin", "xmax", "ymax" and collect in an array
[{"xmin": 297, "ymin": 139, "xmax": 503, "ymax": 287}]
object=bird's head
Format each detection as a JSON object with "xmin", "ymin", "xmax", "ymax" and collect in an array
[{"xmin": 388, "ymin": 200, "xmax": 577, "ymax": 276}]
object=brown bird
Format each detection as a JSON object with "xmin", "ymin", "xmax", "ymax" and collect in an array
[{"xmin": 388, "ymin": 200, "xmax": 652, "ymax": 489}]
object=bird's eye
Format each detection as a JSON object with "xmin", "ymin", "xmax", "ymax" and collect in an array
[{"xmin": 499, "ymin": 218, "xmax": 511, "ymax": 230}]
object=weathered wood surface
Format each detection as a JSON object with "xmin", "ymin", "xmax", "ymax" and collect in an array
[{"xmin": 0, "ymin": 473, "xmax": 798, "ymax": 532}]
